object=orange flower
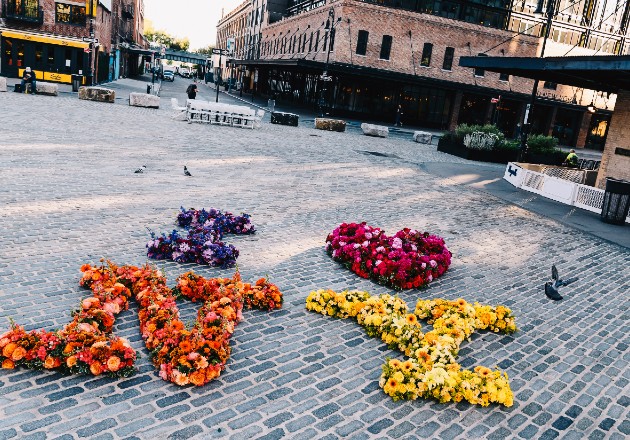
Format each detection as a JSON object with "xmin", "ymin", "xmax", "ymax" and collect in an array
[
  {"xmin": 66, "ymin": 356, "xmax": 77, "ymax": 368},
  {"xmin": 107, "ymin": 356, "xmax": 121, "ymax": 372},
  {"xmin": 44, "ymin": 356, "xmax": 56, "ymax": 369},
  {"xmin": 91, "ymin": 272, "xmax": 102, "ymax": 281},
  {"xmin": 2, "ymin": 359, "xmax": 15, "ymax": 369},
  {"xmin": 80, "ymin": 264, "xmax": 92, "ymax": 272},
  {"xmin": 90, "ymin": 362, "xmax": 103, "ymax": 376},
  {"xmin": 173, "ymin": 371, "xmax": 189, "ymax": 386},
  {"xmin": 11, "ymin": 346, "xmax": 26, "ymax": 361},
  {"xmin": 2, "ymin": 342, "xmax": 17, "ymax": 358},
  {"xmin": 189, "ymin": 370, "xmax": 206, "ymax": 386},
  {"xmin": 63, "ymin": 343, "xmax": 75, "ymax": 355},
  {"xmin": 179, "ymin": 340, "xmax": 192, "ymax": 352}
]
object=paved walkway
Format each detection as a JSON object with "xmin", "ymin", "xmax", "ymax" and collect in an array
[{"xmin": 0, "ymin": 78, "xmax": 627, "ymax": 440}]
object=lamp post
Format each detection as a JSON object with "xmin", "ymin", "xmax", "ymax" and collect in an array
[
  {"xmin": 319, "ymin": 7, "xmax": 340, "ymax": 117},
  {"xmin": 520, "ymin": 0, "xmax": 556, "ymax": 161}
]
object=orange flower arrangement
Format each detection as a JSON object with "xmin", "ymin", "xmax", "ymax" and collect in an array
[{"xmin": 1, "ymin": 261, "xmax": 282, "ymax": 387}]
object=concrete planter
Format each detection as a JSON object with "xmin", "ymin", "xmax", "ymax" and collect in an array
[
  {"xmin": 437, "ymin": 138, "xmax": 517, "ymax": 164},
  {"xmin": 315, "ymin": 118, "xmax": 346, "ymax": 132},
  {"xmin": 271, "ymin": 112, "xmax": 299, "ymax": 127},
  {"xmin": 0, "ymin": 77, "xmax": 6, "ymax": 93},
  {"xmin": 413, "ymin": 131, "xmax": 433, "ymax": 144},
  {"xmin": 79, "ymin": 86, "xmax": 115, "ymax": 103}
]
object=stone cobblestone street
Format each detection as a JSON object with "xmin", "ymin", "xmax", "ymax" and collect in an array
[{"xmin": 0, "ymin": 83, "xmax": 628, "ymax": 440}]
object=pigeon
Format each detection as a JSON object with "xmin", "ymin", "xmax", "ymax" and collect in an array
[
  {"xmin": 184, "ymin": 166, "xmax": 192, "ymax": 177},
  {"xmin": 544, "ymin": 264, "xmax": 578, "ymax": 301},
  {"xmin": 134, "ymin": 165, "xmax": 146, "ymax": 174}
]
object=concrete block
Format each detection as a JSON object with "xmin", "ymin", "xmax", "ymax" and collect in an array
[
  {"xmin": 413, "ymin": 131, "xmax": 433, "ymax": 144},
  {"xmin": 129, "ymin": 92, "xmax": 160, "ymax": 108},
  {"xmin": 271, "ymin": 112, "xmax": 299, "ymax": 127},
  {"xmin": 315, "ymin": 118, "xmax": 346, "ymax": 132},
  {"xmin": 26, "ymin": 82, "xmax": 58, "ymax": 96},
  {"xmin": 361, "ymin": 123, "xmax": 389, "ymax": 138},
  {"xmin": 78, "ymin": 86, "xmax": 115, "ymax": 103},
  {"xmin": 0, "ymin": 77, "xmax": 6, "ymax": 92}
]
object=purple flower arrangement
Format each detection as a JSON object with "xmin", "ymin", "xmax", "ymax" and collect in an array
[{"xmin": 147, "ymin": 208, "xmax": 255, "ymax": 268}]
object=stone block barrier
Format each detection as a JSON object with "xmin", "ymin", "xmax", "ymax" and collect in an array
[
  {"xmin": 79, "ymin": 86, "xmax": 115, "ymax": 103},
  {"xmin": 361, "ymin": 123, "xmax": 389, "ymax": 138},
  {"xmin": 28, "ymin": 82, "xmax": 58, "ymax": 96},
  {"xmin": 271, "ymin": 112, "xmax": 299, "ymax": 127},
  {"xmin": 129, "ymin": 92, "xmax": 160, "ymax": 108},
  {"xmin": 0, "ymin": 77, "xmax": 6, "ymax": 92},
  {"xmin": 315, "ymin": 118, "xmax": 346, "ymax": 132},
  {"xmin": 413, "ymin": 131, "xmax": 433, "ymax": 144}
]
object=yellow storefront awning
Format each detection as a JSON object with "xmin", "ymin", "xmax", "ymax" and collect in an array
[{"xmin": 0, "ymin": 30, "xmax": 89, "ymax": 49}]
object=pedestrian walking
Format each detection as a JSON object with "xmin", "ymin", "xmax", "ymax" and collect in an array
[
  {"xmin": 186, "ymin": 84, "xmax": 197, "ymax": 100},
  {"xmin": 395, "ymin": 105, "xmax": 403, "ymax": 126}
]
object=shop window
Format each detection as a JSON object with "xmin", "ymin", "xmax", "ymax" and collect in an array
[
  {"xmin": 543, "ymin": 81, "xmax": 557, "ymax": 90},
  {"xmin": 380, "ymin": 35, "xmax": 392, "ymax": 60},
  {"xmin": 35, "ymin": 44, "xmax": 44, "ymax": 65},
  {"xmin": 499, "ymin": 73, "xmax": 510, "ymax": 81},
  {"xmin": 442, "ymin": 47, "xmax": 454, "ymax": 70},
  {"xmin": 17, "ymin": 42, "xmax": 24, "ymax": 68},
  {"xmin": 4, "ymin": 39, "xmax": 13, "ymax": 67},
  {"xmin": 356, "ymin": 30, "xmax": 368, "ymax": 56},
  {"xmin": 420, "ymin": 43, "xmax": 433, "ymax": 67},
  {"xmin": 47, "ymin": 46, "xmax": 55, "ymax": 67},
  {"xmin": 474, "ymin": 53, "xmax": 487, "ymax": 77},
  {"xmin": 56, "ymin": 3, "xmax": 86, "ymax": 25}
]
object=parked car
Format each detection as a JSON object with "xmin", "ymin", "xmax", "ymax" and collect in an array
[
  {"xmin": 163, "ymin": 70, "xmax": 175, "ymax": 82},
  {"xmin": 180, "ymin": 68, "xmax": 191, "ymax": 78}
]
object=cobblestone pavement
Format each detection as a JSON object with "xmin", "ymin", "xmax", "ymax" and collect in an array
[{"xmin": 0, "ymin": 83, "xmax": 628, "ymax": 440}]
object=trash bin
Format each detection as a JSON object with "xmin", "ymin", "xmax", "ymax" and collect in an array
[
  {"xmin": 268, "ymin": 99, "xmax": 275, "ymax": 113},
  {"xmin": 600, "ymin": 177, "xmax": 630, "ymax": 225},
  {"xmin": 71, "ymin": 74, "xmax": 83, "ymax": 92}
]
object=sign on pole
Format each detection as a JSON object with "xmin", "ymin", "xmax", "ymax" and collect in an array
[{"xmin": 227, "ymin": 38, "xmax": 235, "ymax": 56}]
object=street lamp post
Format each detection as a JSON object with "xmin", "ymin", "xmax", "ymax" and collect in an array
[
  {"xmin": 519, "ymin": 0, "xmax": 556, "ymax": 161},
  {"xmin": 319, "ymin": 7, "xmax": 340, "ymax": 117}
]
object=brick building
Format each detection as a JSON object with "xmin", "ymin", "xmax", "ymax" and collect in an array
[
  {"xmin": 0, "ymin": 0, "xmax": 146, "ymax": 84},
  {"xmin": 220, "ymin": 0, "xmax": 630, "ymax": 149}
]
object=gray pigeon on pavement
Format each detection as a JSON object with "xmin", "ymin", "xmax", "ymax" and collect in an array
[
  {"xmin": 545, "ymin": 265, "xmax": 578, "ymax": 301},
  {"xmin": 134, "ymin": 165, "xmax": 146, "ymax": 174},
  {"xmin": 184, "ymin": 166, "xmax": 192, "ymax": 177}
]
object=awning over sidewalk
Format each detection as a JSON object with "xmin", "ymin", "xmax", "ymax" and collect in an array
[
  {"xmin": 459, "ymin": 55, "xmax": 630, "ymax": 93},
  {"xmin": 0, "ymin": 29, "xmax": 88, "ymax": 49}
]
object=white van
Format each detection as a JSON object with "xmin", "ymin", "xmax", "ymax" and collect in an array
[{"xmin": 180, "ymin": 68, "xmax": 191, "ymax": 78}]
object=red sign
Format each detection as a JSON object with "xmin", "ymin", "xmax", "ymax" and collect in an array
[
  {"xmin": 491, "ymin": 98, "xmax": 499, "ymax": 104},
  {"xmin": 84, "ymin": 47, "xmax": 91, "ymax": 53}
]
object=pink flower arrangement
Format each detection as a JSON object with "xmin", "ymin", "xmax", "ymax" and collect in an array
[{"xmin": 326, "ymin": 222, "xmax": 451, "ymax": 290}]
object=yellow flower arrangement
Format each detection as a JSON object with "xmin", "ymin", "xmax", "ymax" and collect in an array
[{"xmin": 306, "ymin": 291, "xmax": 517, "ymax": 407}]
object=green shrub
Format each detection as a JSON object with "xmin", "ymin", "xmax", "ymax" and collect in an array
[
  {"xmin": 527, "ymin": 134, "xmax": 559, "ymax": 154},
  {"xmin": 495, "ymin": 139, "xmax": 520, "ymax": 151}
]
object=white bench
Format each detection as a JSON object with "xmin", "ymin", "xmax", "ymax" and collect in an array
[
  {"xmin": 26, "ymin": 81, "xmax": 58, "ymax": 96},
  {"xmin": 186, "ymin": 100, "xmax": 263, "ymax": 129}
]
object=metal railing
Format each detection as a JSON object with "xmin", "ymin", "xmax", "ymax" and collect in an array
[
  {"xmin": 1, "ymin": 0, "xmax": 43, "ymax": 24},
  {"xmin": 286, "ymin": 0, "xmax": 327, "ymax": 17}
]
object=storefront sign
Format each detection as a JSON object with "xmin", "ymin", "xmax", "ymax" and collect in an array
[{"xmin": 538, "ymin": 91, "xmax": 576, "ymax": 104}]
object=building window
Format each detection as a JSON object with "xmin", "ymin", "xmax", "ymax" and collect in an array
[
  {"xmin": 356, "ymin": 30, "xmax": 368, "ymax": 56},
  {"xmin": 35, "ymin": 44, "xmax": 44, "ymax": 65},
  {"xmin": 474, "ymin": 53, "xmax": 487, "ymax": 77},
  {"xmin": 315, "ymin": 30, "xmax": 320, "ymax": 52},
  {"xmin": 420, "ymin": 43, "xmax": 433, "ymax": 67},
  {"xmin": 3, "ymin": 39, "xmax": 13, "ymax": 67},
  {"xmin": 543, "ymin": 81, "xmax": 557, "ymax": 90},
  {"xmin": 323, "ymin": 31, "xmax": 328, "ymax": 52},
  {"xmin": 443, "ymin": 47, "xmax": 454, "ymax": 70},
  {"xmin": 380, "ymin": 35, "xmax": 392, "ymax": 60},
  {"xmin": 309, "ymin": 32, "xmax": 313, "ymax": 52},
  {"xmin": 55, "ymin": 3, "xmax": 86, "ymax": 25}
]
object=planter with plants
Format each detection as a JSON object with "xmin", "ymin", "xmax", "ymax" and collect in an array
[{"xmin": 437, "ymin": 124, "xmax": 519, "ymax": 164}]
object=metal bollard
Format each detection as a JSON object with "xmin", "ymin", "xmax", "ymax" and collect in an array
[{"xmin": 147, "ymin": 84, "xmax": 151, "ymax": 94}]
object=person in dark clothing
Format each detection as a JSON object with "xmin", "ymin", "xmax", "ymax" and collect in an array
[
  {"xmin": 395, "ymin": 105, "xmax": 403, "ymax": 126},
  {"xmin": 21, "ymin": 67, "xmax": 36, "ymax": 94},
  {"xmin": 186, "ymin": 83, "xmax": 197, "ymax": 99}
]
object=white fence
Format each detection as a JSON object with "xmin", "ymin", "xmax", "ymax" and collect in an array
[{"xmin": 504, "ymin": 162, "xmax": 629, "ymax": 224}]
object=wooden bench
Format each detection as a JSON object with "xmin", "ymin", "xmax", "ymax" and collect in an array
[{"xmin": 186, "ymin": 100, "xmax": 263, "ymax": 129}]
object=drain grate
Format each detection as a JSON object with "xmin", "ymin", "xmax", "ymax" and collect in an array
[{"xmin": 355, "ymin": 150, "xmax": 400, "ymax": 159}]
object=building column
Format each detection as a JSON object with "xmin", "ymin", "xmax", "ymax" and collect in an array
[
  {"xmin": 595, "ymin": 89, "xmax": 630, "ymax": 188},
  {"xmin": 448, "ymin": 90, "xmax": 463, "ymax": 131},
  {"xmin": 575, "ymin": 111, "xmax": 592, "ymax": 149},
  {"xmin": 546, "ymin": 106, "xmax": 558, "ymax": 137}
]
